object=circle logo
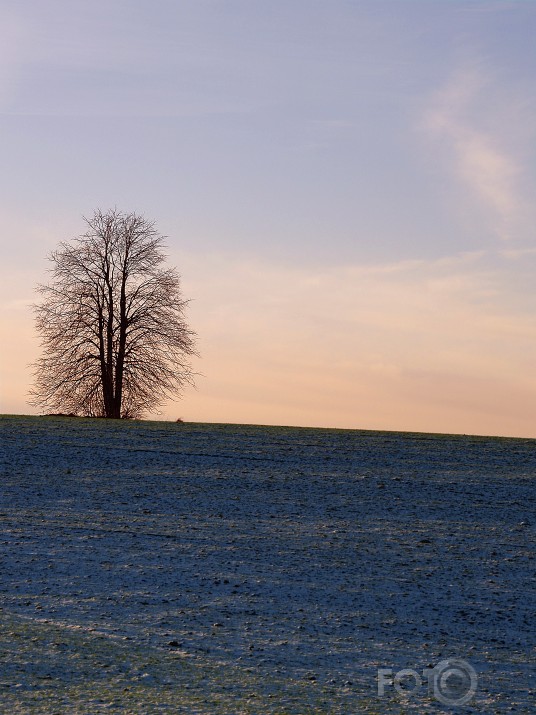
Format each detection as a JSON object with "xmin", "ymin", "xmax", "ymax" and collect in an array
[{"xmin": 433, "ymin": 658, "xmax": 478, "ymax": 706}]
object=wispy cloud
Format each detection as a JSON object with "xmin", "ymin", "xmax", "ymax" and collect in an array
[{"xmin": 423, "ymin": 66, "xmax": 526, "ymax": 240}]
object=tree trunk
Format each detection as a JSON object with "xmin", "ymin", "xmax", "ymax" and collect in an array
[{"xmin": 98, "ymin": 303, "xmax": 114, "ymax": 417}]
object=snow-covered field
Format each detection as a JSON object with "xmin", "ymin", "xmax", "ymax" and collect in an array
[{"xmin": 1, "ymin": 415, "xmax": 534, "ymax": 713}]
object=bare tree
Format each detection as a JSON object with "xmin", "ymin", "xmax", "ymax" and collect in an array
[{"xmin": 30, "ymin": 209, "xmax": 197, "ymax": 418}]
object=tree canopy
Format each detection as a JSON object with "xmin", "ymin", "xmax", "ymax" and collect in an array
[{"xmin": 30, "ymin": 209, "xmax": 197, "ymax": 418}]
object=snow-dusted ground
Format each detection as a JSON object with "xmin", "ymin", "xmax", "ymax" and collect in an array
[{"xmin": 1, "ymin": 415, "xmax": 534, "ymax": 713}]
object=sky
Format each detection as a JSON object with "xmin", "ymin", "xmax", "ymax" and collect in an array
[{"xmin": 1, "ymin": 0, "xmax": 536, "ymax": 437}]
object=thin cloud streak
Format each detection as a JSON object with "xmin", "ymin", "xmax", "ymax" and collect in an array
[{"xmin": 423, "ymin": 67, "xmax": 525, "ymax": 240}]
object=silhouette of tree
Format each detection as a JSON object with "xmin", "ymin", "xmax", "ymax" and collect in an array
[{"xmin": 30, "ymin": 209, "xmax": 196, "ymax": 418}]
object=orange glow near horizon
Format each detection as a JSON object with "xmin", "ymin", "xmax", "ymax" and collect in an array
[{"xmin": 3, "ymin": 251, "xmax": 536, "ymax": 439}]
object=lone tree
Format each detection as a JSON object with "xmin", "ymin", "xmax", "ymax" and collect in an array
[{"xmin": 30, "ymin": 209, "xmax": 197, "ymax": 418}]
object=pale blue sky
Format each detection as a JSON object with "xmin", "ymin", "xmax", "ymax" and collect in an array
[{"xmin": 2, "ymin": 1, "xmax": 536, "ymax": 436}]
